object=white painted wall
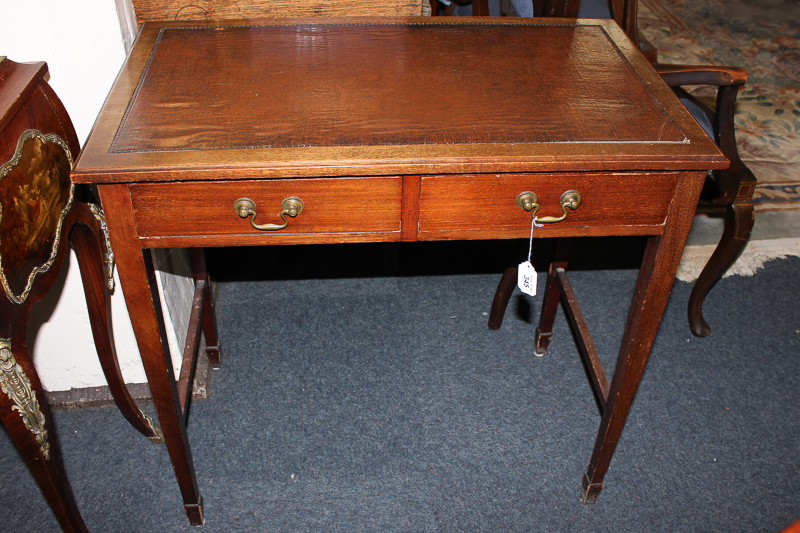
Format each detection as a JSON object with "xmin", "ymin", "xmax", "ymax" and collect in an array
[{"xmin": 1, "ymin": 0, "xmax": 191, "ymax": 391}]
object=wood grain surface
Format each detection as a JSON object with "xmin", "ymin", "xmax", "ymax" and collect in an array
[
  {"xmin": 418, "ymin": 172, "xmax": 676, "ymax": 236},
  {"xmin": 73, "ymin": 19, "xmax": 727, "ymax": 183},
  {"xmin": 129, "ymin": 177, "xmax": 402, "ymax": 238},
  {"xmin": 132, "ymin": 0, "xmax": 424, "ymax": 22},
  {"xmin": 111, "ymin": 24, "xmax": 682, "ymax": 152}
]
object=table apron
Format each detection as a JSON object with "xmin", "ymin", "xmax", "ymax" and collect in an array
[{"xmin": 121, "ymin": 171, "xmax": 677, "ymax": 247}]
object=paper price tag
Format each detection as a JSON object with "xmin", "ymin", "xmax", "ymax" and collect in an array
[{"xmin": 518, "ymin": 260, "xmax": 537, "ymax": 296}]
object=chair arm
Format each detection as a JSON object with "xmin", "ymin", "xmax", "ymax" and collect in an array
[
  {"xmin": 656, "ymin": 63, "xmax": 756, "ymax": 205},
  {"xmin": 652, "ymin": 63, "xmax": 748, "ymax": 88}
]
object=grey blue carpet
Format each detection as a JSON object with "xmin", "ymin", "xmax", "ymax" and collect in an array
[{"xmin": 1, "ymin": 240, "xmax": 798, "ymax": 532}]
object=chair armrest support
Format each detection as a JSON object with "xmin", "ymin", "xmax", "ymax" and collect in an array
[
  {"xmin": 652, "ymin": 63, "xmax": 748, "ymax": 87},
  {"xmin": 654, "ymin": 62, "xmax": 755, "ymax": 204}
]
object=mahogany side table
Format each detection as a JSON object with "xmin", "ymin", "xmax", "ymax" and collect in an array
[{"xmin": 72, "ymin": 18, "xmax": 727, "ymax": 524}]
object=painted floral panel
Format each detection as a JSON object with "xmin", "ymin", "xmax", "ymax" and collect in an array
[{"xmin": 0, "ymin": 132, "xmax": 73, "ymax": 302}]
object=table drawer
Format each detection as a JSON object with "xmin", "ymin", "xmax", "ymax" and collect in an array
[
  {"xmin": 130, "ymin": 177, "xmax": 402, "ymax": 238},
  {"xmin": 418, "ymin": 172, "xmax": 677, "ymax": 237}
]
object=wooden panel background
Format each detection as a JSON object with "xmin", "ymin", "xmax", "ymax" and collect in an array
[{"xmin": 132, "ymin": 0, "xmax": 426, "ymax": 21}]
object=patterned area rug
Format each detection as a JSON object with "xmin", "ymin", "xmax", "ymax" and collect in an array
[{"xmin": 638, "ymin": 0, "xmax": 800, "ymax": 279}]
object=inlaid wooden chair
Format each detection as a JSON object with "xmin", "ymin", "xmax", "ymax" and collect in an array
[
  {"xmin": 489, "ymin": 0, "xmax": 757, "ymax": 337},
  {"xmin": 0, "ymin": 57, "xmax": 169, "ymax": 533}
]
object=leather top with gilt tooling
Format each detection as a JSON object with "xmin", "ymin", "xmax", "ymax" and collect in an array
[{"xmin": 73, "ymin": 18, "xmax": 727, "ymax": 182}]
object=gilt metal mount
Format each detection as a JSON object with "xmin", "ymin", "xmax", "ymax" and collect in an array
[{"xmin": 0, "ymin": 338, "xmax": 50, "ymax": 459}]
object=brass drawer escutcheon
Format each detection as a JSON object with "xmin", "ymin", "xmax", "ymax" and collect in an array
[
  {"xmin": 234, "ymin": 196, "xmax": 304, "ymax": 231},
  {"xmin": 516, "ymin": 190, "xmax": 581, "ymax": 223}
]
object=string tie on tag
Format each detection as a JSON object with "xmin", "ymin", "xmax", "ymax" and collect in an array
[
  {"xmin": 527, "ymin": 216, "xmax": 542, "ymax": 262},
  {"xmin": 519, "ymin": 215, "xmax": 540, "ymax": 296}
]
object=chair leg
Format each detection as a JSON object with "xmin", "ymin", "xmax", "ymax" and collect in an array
[
  {"xmin": 472, "ymin": 0, "xmax": 490, "ymax": 15},
  {"xmin": 189, "ymin": 249, "xmax": 221, "ymax": 369},
  {"xmin": 488, "ymin": 266, "xmax": 518, "ymax": 330},
  {"xmin": 70, "ymin": 206, "xmax": 164, "ymax": 443},
  {"xmin": 534, "ymin": 239, "xmax": 571, "ymax": 356},
  {"xmin": 688, "ymin": 198, "xmax": 754, "ymax": 337},
  {"xmin": 0, "ymin": 338, "xmax": 88, "ymax": 533}
]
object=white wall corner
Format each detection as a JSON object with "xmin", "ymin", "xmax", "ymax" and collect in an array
[
  {"xmin": 2, "ymin": 0, "xmax": 193, "ymax": 391},
  {"xmin": 27, "ymin": 248, "xmax": 147, "ymax": 390}
]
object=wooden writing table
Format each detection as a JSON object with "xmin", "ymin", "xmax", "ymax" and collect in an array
[{"xmin": 73, "ymin": 18, "xmax": 727, "ymax": 525}]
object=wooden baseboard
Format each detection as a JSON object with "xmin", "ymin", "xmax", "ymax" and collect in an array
[{"xmin": 45, "ymin": 346, "xmax": 212, "ymax": 409}]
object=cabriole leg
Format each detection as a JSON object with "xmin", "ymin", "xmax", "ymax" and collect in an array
[
  {"xmin": 0, "ymin": 337, "xmax": 88, "ymax": 532},
  {"xmin": 688, "ymin": 199, "xmax": 754, "ymax": 337}
]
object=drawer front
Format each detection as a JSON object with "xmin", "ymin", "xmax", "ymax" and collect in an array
[
  {"xmin": 130, "ymin": 177, "xmax": 402, "ymax": 239},
  {"xmin": 418, "ymin": 172, "xmax": 677, "ymax": 237}
]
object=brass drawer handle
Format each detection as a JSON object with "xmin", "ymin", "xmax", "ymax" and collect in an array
[
  {"xmin": 516, "ymin": 190, "xmax": 581, "ymax": 223},
  {"xmin": 233, "ymin": 196, "xmax": 304, "ymax": 231}
]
